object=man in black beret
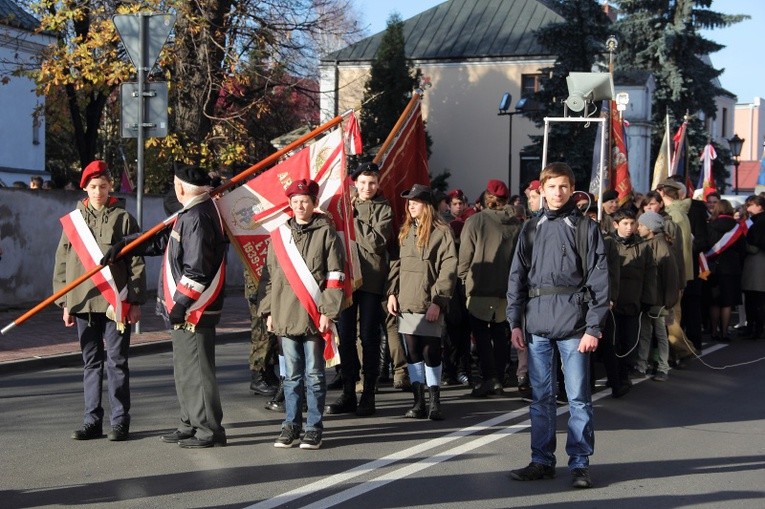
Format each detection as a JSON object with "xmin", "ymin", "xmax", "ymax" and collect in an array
[{"xmin": 102, "ymin": 165, "xmax": 228, "ymax": 448}]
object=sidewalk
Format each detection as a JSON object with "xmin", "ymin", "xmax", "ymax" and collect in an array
[{"xmin": 0, "ymin": 289, "xmax": 251, "ymax": 373}]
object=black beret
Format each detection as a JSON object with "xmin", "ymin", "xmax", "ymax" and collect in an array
[
  {"xmin": 175, "ymin": 166, "xmax": 211, "ymax": 187},
  {"xmin": 351, "ymin": 161, "xmax": 380, "ymax": 181}
]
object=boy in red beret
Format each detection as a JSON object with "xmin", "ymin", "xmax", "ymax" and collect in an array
[
  {"xmin": 260, "ymin": 179, "xmax": 346, "ymax": 449},
  {"xmin": 53, "ymin": 160, "xmax": 146, "ymax": 442}
]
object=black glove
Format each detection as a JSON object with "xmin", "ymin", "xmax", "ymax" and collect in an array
[
  {"xmin": 100, "ymin": 233, "xmax": 140, "ymax": 265},
  {"xmin": 169, "ymin": 303, "xmax": 188, "ymax": 326}
]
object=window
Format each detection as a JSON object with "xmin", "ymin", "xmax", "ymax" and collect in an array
[
  {"xmin": 721, "ymin": 107, "xmax": 728, "ymax": 138},
  {"xmin": 521, "ymin": 74, "xmax": 542, "ymax": 97}
]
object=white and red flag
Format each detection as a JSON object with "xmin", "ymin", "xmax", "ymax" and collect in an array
[
  {"xmin": 699, "ymin": 143, "xmax": 717, "ymax": 196},
  {"xmin": 217, "ymin": 127, "xmax": 358, "ymax": 366},
  {"xmin": 344, "ymin": 111, "xmax": 363, "ymax": 156}
]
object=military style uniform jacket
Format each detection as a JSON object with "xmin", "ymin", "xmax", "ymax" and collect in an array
[
  {"xmin": 643, "ymin": 235, "xmax": 680, "ymax": 309},
  {"xmin": 458, "ymin": 206, "xmax": 521, "ymax": 322},
  {"xmin": 260, "ymin": 214, "xmax": 345, "ymax": 336},
  {"xmin": 354, "ymin": 195, "xmax": 393, "ymax": 295},
  {"xmin": 388, "ymin": 223, "xmax": 457, "ymax": 313},
  {"xmin": 141, "ymin": 194, "xmax": 227, "ymax": 327},
  {"xmin": 611, "ymin": 233, "xmax": 657, "ymax": 316},
  {"xmin": 53, "ymin": 197, "xmax": 146, "ymax": 313}
]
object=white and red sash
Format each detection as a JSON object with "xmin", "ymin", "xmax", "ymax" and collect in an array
[
  {"xmin": 60, "ymin": 210, "xmax": 130, "ymax": 330},
  {"xmin": 698, "ymin": 218, "xmax": 751, "ymax": 280},
  {"xmin": 270, "ymin": 223, "xmax": 343, "ymax": 366},
  {"xmin": 161, "ymin": 208, "xmax": 227, "ymax": 329}
]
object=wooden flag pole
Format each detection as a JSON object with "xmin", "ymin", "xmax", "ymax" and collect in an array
[{"xmin": 1, "ymin": 112, "xmax": 351, "ymax": 336}]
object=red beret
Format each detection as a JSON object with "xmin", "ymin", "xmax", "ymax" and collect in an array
[
  {"xmin": 80, "ymin": 160, "xmax": 108, "ymax": 188},
  {"xmin": 448, "ymin": 189, "xmax": 467, "ymax": 202},
  {"xmin": 286, "ymin": 178, "xmax": 319, "ymax": 198},
  {"xmin": 526, "ymin": 180, "xmax": 541, "ymax": 192},
  {"xmin": 486, "ymin": 179, "xmax": 509, "ymax": 199}
]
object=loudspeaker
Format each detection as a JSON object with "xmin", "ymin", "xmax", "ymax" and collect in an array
[{"xmin": 564, "ymin": 72, "xmax": 615, "ymax": 112}]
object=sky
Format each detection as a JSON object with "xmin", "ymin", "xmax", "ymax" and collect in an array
[{"xmin": 355, "ymin": 0, "xmax": 764, "ymax": 103}]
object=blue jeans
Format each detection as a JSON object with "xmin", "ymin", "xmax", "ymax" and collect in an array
[
  {"xmin": 528, "ymin": 334, "xmax": 594, "ymax": 470},
  {"xmin": 337, "ymin": 290, "xmax": 382, "ymax": 381},
  {"xmin": 75, "ymin": 313, "xmax": 130, "ymax": 427},
  {"xmin": 281, "ymin": 335, "xmax": 326, "ymax": 431}
]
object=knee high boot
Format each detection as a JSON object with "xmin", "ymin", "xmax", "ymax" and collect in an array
[
  {"xmin": 356, "ymin": 376, "xmax": 377, "ymax": 417},
  {"xmin": 428, "ymin": 386, "xmax": 444, "ymax": 421},
  {"xmin": 404, "ymin": 382, "xmax": 427, "ymax": 419},
  {"xmin": 265, "ymin": 377, "xmax": 285, "ymax": 412}
]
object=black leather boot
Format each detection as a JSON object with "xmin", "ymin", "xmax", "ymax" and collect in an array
[
  {"xmin": 404, "ymin": 382, "xmax": 427, "ymax": 419},
  {"xmin": 428, "ymin": 385, "xmax": 444, "ymax": 420},
  {"xmin": 250, "ymin": 369, "xmax": 278, "ymax": 397},
  {"xmin": 265, "ymin": 377, "xmax": 285, "ymax": 412},
  {"xmin": 356, "ymin": 377, "xmax": 377, "ymax": 416},
  {"xmin": 325, "ymin": 380, "xmax": 357, "ymax": 414}
]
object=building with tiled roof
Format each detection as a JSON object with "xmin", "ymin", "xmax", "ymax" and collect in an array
[{"xmin": 320, "ymin": 0, "xmax": 564, "ymax": 197}]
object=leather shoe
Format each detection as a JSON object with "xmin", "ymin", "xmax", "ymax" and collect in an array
[
  {"xmin": 178, "ymin": 436, "xmax": 226, "ymax": 448},
  {"xmin": 160, "ymin": 430, "xmax": 195, "ymax": 443},
  {"xmin": 107, "ymin": 423, "xmax": 129, "ymax": 441},
  {"xmin": 71, "ymin": 422, "xmax": 103, "ymax": 440}
]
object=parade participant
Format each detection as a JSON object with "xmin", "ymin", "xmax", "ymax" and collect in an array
[
  {"xmin": 635, "ymin": 211, "xmax": 679, "ymax": 381},
  {"xmin": 103, "ymin": 166, "xmax": 228, "ymax": 448},
  {"xmin": 600, "ymin": 189, "xmax": 620, "ymax": 235},
  {"xmin": 741, "ymin": 195, "xmax": 765, "ymax": 339},
  {"xmin": 458, "ymin": 179, "xmax": 521, "ymax": 396},
  {"xmin": 609, "ymin": 209, "xmax": 656, "ymax": 390},
  {"xmin": 54, "ymin": 160, "xmax": 146, "ymax": 442},
  {"xmin": 524, "ymin": 179, "xmax": 542, "ymax": 215},
  {"xmin": 245, "ymin": 270, "xmax": 279, "ymax": 397},
  {"xmin": 507, "ymin": 162, "xmax": 609, "ymax": 489},
  {"xmin": 260, "ymin": 179, "xmax": 345, "ymax": 449},
  {"xmin": 387, "ymin": 184, "xmax": 457, "ymax": 421},
  {"xmin": 326, "ymin": 162, "xmax": 392, "ymax": 417}
]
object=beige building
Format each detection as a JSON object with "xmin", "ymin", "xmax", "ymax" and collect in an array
[{"xmin": 320, "ymin": 0, "xmax": 561, "ymax": 199}]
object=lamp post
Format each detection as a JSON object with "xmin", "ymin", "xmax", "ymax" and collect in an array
[{"xmin": 728, "ymin": 133, "xmax": 744, "ymax": 194}]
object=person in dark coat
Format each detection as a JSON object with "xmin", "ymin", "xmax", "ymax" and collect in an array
[{"xmin": 705, "ymin": 200, "xmax": 747, "ymax": 341}]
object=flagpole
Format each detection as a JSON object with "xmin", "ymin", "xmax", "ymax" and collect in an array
[
  {"xmin": 372, "ymin": 90, "xmax": 422, "ymax": 165},
  {"xmin": 1, "ymin": 112, "xmax": 353, "ymax": 336},
  {"xmin": 665, "ymin": 113, "xmax": 671, "ymax": 176}
]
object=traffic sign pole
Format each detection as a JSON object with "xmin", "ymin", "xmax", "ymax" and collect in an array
[{"xmin": 114, "ymin": 12, "xmax": 175, "ymax": 334}]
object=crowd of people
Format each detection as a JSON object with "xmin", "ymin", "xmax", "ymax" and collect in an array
[{"xmin": 54, "ymin": 158, "xmax": 765, "ymax": 488}]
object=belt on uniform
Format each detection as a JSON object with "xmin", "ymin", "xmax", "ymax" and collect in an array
[{"xmin": 528, "ymin": 286, "xmax": 588, "ymax": 300}]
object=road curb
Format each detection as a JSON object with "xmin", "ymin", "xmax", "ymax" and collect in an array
[{"xmin": 0, "ymin": 329, "xmax": 249, "ymax": 376}]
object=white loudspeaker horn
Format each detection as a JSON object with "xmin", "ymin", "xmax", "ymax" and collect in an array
[{"xmin": 565, "ymin": 72, "xmax": 615, "ymax": 112}]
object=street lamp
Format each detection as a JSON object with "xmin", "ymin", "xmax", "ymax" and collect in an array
[
  {"xmin": 728, "ymin": 133, "xmax": 744, "ymax": 194},
  {"xmin": 498, "ymin": 93, "xmax": 536, "ymax": 193}
]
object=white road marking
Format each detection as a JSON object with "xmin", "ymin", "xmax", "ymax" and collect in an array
[{"xmin": 246, "ymin": 345, "xmax": 721, "ymax": 508}]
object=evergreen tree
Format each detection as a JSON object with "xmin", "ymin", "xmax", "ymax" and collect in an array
[
  {"xmin": 614, "ymin": 0, "xmax": 748, "ymax": 190},
  {"xmin": 359, "ymin": 14, "xmax": 421, "ymax": 153},
  {"xmin": 523, "ymin": 0, "xmax": 614, "ymax": 187}
]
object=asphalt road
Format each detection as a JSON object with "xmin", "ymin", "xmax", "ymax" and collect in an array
[{"xmin": 1, "ymin": 338, "xmax": 764, "ymax": 509}]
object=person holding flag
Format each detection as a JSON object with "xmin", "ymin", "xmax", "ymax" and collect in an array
[
  {"xmin": 53, "ymin": 160, "xmax": 146, "ymax": 442},
  {"xmin": 260, "ymin": 179, "xmax": 346, "ymax": 450},
  {"xmin": 102, "ymin": 166, "xmax": 229, "ymax": 448}
]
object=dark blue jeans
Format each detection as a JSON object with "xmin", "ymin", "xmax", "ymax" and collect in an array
[
  {"xmin": 528, "ymin": 334, "xmax": 594, "ymax": 470},
  {"xmin": 75, "ymin": 313, "xmax": 130, "ymax": 427},
  {"xmin": 337, "ymin": 290, "xmax": 382, "ymax": 382}
]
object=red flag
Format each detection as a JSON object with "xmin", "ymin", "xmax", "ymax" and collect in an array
[
  {"xmin": 120, "ymin": 168, "xmax": 134, "ymax": 193},
  {"xmin": 344, "ymin": 112, "xmax": 363, "ymax": 156},
  {"xmin": 374, "ymin": 93, "xmax": 430, "ymax": 230},
  {"xmin": 610, "ymin": 101, "xmax": 632, "ymax": 206}
]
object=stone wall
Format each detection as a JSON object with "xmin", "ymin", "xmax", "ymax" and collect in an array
[{"xmin": 0, "ymin": 188, "xmax": 244, "ymax": 309}]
